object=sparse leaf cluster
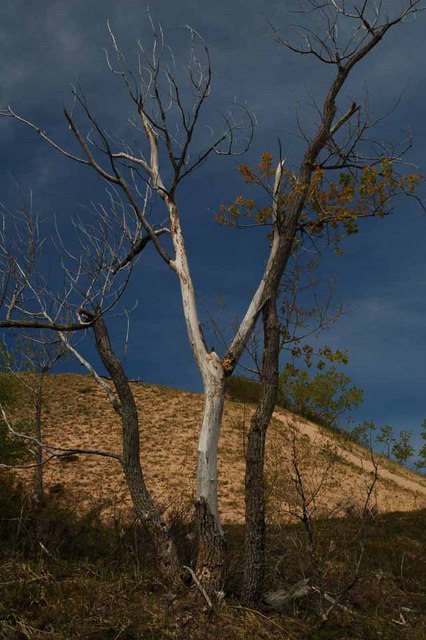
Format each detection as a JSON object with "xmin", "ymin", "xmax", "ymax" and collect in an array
[
  {"xmin": 279, "ymin": 362, "xmax": 363, "ymax": 429},
  {"xmin": 217, "ymin": 154, "xmax": 422, "ymax": 252},
  {"xmin": 352, "ymin": 420, "xmax": 417, "ymax": 466}
]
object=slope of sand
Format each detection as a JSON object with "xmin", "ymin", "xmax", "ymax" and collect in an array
[{"xmin": 11, "ymin": 374, "xmax": 426, "ymax": 523}]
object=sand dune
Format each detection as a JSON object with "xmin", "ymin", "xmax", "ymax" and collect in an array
[{"xmin": 12, "ymin": 374, "xmax": 426, "ymax": 523}]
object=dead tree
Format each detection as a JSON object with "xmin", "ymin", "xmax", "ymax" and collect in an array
[
  {"xmin": 1, "ymin": 24, "xmax": 253, "ymax": 598},
  {"xmin": 0, "ymin": 1, "xmax": 424, "ymax": 601},
  {"xmin": 0, "ymin": 191, "xmax": 184, "ymax": 587},
  {"xmin": 265, "ymin": 418, "xmax": 379, "ymax": 632},
  {"xmin": 0, "ymin": 335, "xmax": 66, "ymax": 500}
]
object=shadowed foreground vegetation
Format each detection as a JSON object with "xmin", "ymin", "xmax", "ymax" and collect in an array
[{"xmin": 0, "ymin": 474, "xmax": 425, "ymax": 639}]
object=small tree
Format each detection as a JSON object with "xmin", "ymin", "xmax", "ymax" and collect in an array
[
  {"xmin": 416, "ymin": 420, "xmax": 426, "ymax": 470},
  {"xmin": 0, "ymin": 198, "xmax": 184, "ymax": 589},
  {"xmin": 352, "ymin": 421, "xmax": 377, "ymax": 448},
  {"xmin": 376, "ymin": 424, "xmax": 395, "ymax": 459},
  {"xmin": 391, "ymin": 429, "xmax": 414, "ymax": 465},
  {"xmin": 352, "ymin": 421, "xmax": 415, "ymax": 467},
  {"xmin": 279, "ymin": 363, "xmax": 363, "ymax": 429},
  {"xmin": 0, "ymin": 335, "xmax": 66, "ymax": 500},
  {"xmin": 265, "ymin": 416, "xmax": 377, "ymax": 631}
]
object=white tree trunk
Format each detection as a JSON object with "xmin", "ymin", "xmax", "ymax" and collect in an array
[
  {"xmin": 196, "ymin": 355, "xmax": 226, "ymax": 532},
  {"xmin": 168, "ymin": 199, "xmax": 227, "ymax": 526},
  {"xmin": 167, "ymin": 199, "xmax": 227, "ymax": 593}
]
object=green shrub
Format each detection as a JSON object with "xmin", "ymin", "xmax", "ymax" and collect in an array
[
  {"xmin": 278, "ymin": 364, "xmax": 363, "ymax": 429},
  {"xmin": 225, "ymin": 375, "xmax": 262, "ymax": 405},
  {"xmin": 226, "ymin": 366, "xmax": 362, "ymax": 432}
]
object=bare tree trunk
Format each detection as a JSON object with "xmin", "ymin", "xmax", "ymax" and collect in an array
[
  {"xmin": 167, "ymin": 200, "xmax": 229, "ymax": 598},
  {"xmin": 33, "ymin": 371, "xmax": 45, "ymax": 501},
  {"xmin": 242, "ymin": 296, "xmax": 280, "ymax": 604},
  {"xmin": 195, "ymin": 364, "xmax": 226, "ymax": 597},
  {"xmin": 91, "ymin": 313, "xmax": 182, "ymax": 588}
]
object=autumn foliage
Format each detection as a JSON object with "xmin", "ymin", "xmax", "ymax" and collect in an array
[{"xmin": 217, "ymin": 152, "xmax": 422, "ymax": 248}]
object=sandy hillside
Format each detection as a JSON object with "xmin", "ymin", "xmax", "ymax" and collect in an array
[{"xmin": 11, "ymin": 374, "xmax": 426, "ymax": 523}]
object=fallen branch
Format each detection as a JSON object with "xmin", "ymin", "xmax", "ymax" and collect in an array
[{"xmin": 183, "ymin": 565, "xmax": 213, "ymax": 610}]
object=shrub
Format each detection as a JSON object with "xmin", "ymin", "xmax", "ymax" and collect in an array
[
  {"xmin": 225, "ymin": 375, "xmax": 262, "ymax": 405},
  {"xmin": 278, "ymin": 364, "xmax": 363, "ymax": 430}
]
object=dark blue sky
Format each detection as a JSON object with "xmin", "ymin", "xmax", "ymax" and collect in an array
[{"xmin": 1, "ymin": 1, "xmax": 426, "ymax": 447}]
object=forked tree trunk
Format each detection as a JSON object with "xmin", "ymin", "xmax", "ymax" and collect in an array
[
  {"xmin": 195, "ymin": 362, "xmax": 226, "ymax": 598},
  {"xmin": 91, "ymin": 314, "xmax": 183, "ymax": 588},
  {"xmin": 242, "ymin": 297, "xmax": 280, "ymax": 604},
  {"xmin": 167, "ymin": 200, "xmax": 230, "ymax": 599}
]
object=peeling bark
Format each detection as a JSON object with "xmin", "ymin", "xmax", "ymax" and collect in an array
[
  {"xmin": 195, "ymin": 366, "xmax": 227, "ymax": 596},
  {"xmin": 167, "ymin": 198, "xmax": 229, "ymax": 595},
  {"xmin": 196, "ymin": 363, "xmax": 226, "ymax": 528}
]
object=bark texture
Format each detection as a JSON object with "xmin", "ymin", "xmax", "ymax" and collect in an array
[
  {"xmin": 167, "ymin": 198, "xmax": 229, "ymax": 595},
  {"xmin": 195, "ymin": 497, "xmax": 226, "ymax": 600},
  {"xmin": 242, "ymin": 297, "xmax": 280, "ymax": 604},
  {"xmin": 91, "ymin": 314, "xmax": 182, "ymax": 587},
  {"xmin": 196, "ymin": 368, "xmax": 226, "ymax": 528},
  {"xmin": 194, "ymin": 365, "xmax": 227, "ymax": 597}
]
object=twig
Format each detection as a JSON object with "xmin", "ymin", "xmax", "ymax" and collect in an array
[{"xmin": 183, "ymin": 565, "xmax": 213, "ymax": 609}]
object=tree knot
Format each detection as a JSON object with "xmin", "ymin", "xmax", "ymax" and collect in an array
[{"xmin": 221, "ymin": 353, "xmax": 235, "ymax": 377}]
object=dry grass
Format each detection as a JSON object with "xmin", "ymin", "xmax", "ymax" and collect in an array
[{"xmin": 0, "ymin": 478, "xmax": 424, "ymax": 639}]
